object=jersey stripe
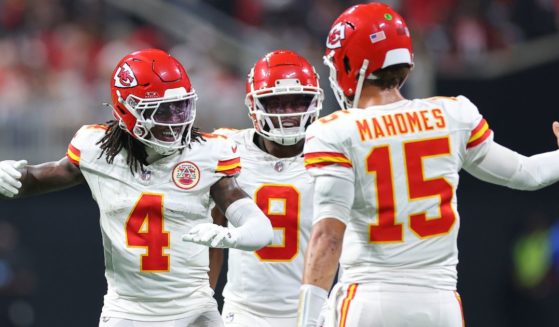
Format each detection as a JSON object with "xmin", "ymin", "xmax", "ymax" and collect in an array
[
  {"xmin": 339, "ymin": 283, "xmax": 358, "ymax": 327},
  {"xmin": 304, "ymin": 152, "xmax": 352, "ymax": 169},
  {"xmin": 467, "ymin": 119, "xmax": 491, "ymax": 149},
  {"xmin": 85, "ymin": 124, "xmax": 108, "ymax": 130},
  {"xmin": 216, "ymin": 157, "xmax": 241, "ymax": 175},
  {"xmin": 67, "ymin": 144, "xmax": 81, "ymax": 167}
]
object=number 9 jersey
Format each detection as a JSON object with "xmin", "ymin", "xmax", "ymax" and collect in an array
[
  {"xmin": 66, "ymin": 125, "xmax": 241, "ymax": 321},
  {"xmin": 303, "ymin": 96, "xmax": 493, "ymax": 291},
  {"xmin": 218, "ymin": 128, "xmax": 314, "ymax": 317}
]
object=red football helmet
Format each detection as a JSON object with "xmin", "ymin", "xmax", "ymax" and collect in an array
[
  {"xmin": 246, "ymin": 50, "xmax": 323, "ymax": 145},
  {"xmin": 110, "ymin": 48, "xmax": 197, "ymax": 155},
  {"xmin": 324, "ymin": 3, "xmax": 414, "ymax": 109}
]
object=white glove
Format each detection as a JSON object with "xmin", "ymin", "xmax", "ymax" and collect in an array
[
  {"xmin": 182, "ymin": 223, "xmax": 238, "ymax": 248},
  {"xmin": 0, "ymin": 160, "xmax": 27, "ymax": 198}
]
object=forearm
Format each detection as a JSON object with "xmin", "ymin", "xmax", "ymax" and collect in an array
[
  {"xmin": 511, "ymin": 151, "xmax": 559, "ymax": 190},
  {"xmin": 303, "ymin": 225, "xmax": 343, "ymax": 290},
  {"xmin": 304, "ymin": 176, "xmax": 351, "ymax": 288},
  {"xmin": 208, "ymin": 248, "xmax": 224, "ymax": 289},
  {"xmin": 225, "ymin": 198, "xmax": 273, "ymax": 251},
  {"xmin": 298, "ymin": 219, "xmax": 345, "ymax": 327},
  {"xmin": 0, "ymin": 158, "xmax": 84, "ymax": 199},
  {"xmin": 189, "ymin": 177, "xmax": 272, "ymax": 250},
  {"xmin": 208, "ymin": 206, "xmax": 226, "ymax": 289},
  {"xmin": 18, "ymin": 162, "xmax": 83, "ymax": 197},
  {"xmin": 465, "ymin": 142, "xmax": 559, "ymax": 190}
]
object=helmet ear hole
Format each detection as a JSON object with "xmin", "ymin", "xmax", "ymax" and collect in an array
[
  {"xmin": 133, "ymin": 126, "xmax": 148, "ymax": 138},
  {"xmin": 343, "ymin": 55, "xmax": 351, "ymax": 74},
  {"xmin": 117, "ymin": 105, "xmax": 127, "ymax": 115}
]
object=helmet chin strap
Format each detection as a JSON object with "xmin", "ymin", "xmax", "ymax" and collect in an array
[
  {"xmin": 269, "ymin": 128, "xmax": 303, "ymax": 146},
  {"xmin": 352, "ymin": 59, "xmax": 369, "ymax": 109}
]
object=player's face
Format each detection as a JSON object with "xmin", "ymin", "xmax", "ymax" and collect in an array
[
  {"xmin": 260, "ymin": 94, "xmax": 314, "ymax": 128},
  {"xmin": 146, "ymin": 100, "xmax": 193, "ymax": 142}
]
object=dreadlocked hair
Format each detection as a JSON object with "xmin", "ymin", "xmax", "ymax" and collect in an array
[{"xmin": 97, "ymin": 120, "xmax": 205, "ymax": 174}]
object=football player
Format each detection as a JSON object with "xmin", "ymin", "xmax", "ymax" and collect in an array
[
  {"xmin": 0, "ymin": 48, "xmax": 273, "ymax": 327},
  {"xmin": 211, "ymin": 50, "xmax": 323, "ymax": 327},
  {"xmin": 297, "ymin": 3, "xmax": 559, "ymax": 327}
]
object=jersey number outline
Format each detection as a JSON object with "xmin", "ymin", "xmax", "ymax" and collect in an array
[
  {"xmin": 125, "ymin": 193, "xmax": 170, "ymax": 271},
  {"xmin": 367, "ymin": 137, "xmax": 456, "ymax": 242},
  {"xmin": 254, "ymin": 185, "xmax": 300, "ymax": 261}
]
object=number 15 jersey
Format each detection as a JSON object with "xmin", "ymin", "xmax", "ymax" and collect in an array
[{"xmin": 304, "ymin": 96, "xmax": 493, "ymax": 291}]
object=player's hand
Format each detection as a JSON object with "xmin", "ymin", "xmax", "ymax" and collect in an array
[
  {"xmin": 553, "ymin": 121, "xmax": 559, "ymax": 148},
  {"xmin": 0, "ymin": 160, "xmax": 27, "ymax": 198},
  {"xmin": 182, "ymin": 223, "xmax": 238, "ymax": 248}
]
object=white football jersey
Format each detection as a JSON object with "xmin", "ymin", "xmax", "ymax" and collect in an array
[
  {"xmin": 66, "ymin": 125, "xmax": 241, "ymax": 321},
  {"xmin": 217, "ymin": 128, "xmax": 314, "ymax": 317},
  {"xmin": 304, "ymin": 96, "xmax": 493, "ymax": 291}
]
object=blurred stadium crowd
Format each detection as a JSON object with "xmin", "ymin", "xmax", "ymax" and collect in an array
[{"xmin": 0, "ymin": 0, "xmax": 558, "ymax": 162}]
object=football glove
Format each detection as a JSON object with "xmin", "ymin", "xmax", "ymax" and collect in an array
[
  {"xmin": 0, "ymin": 160, "xmax": 27, "ymax": 198},
  {"xmin": 182, "ymin": 223, "xmax": 238, "ymax": 248}
]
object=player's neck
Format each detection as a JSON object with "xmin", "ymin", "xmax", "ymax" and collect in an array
[
  {"xmin": 254, "ymin": 134, "xmax": 304, "ymax": 159},
  {"xmin": 144, "ymin": 146, "xmax": 167, "ymax": 164},
  {"xmin": 356, "ymin": 86, "xmax": 406, "ymax": 108}
]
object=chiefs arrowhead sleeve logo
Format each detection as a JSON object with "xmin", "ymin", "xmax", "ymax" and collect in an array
[
  {"xmin": 113, "ymin": 63, "xmax": 138, "ymax": 88},
  {"xmin": 326, "ymin": 22, "xmax": 346, "ymax": 49}
]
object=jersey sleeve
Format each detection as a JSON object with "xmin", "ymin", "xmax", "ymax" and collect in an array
[
  {"xmin": 456, "ymin": 96, "xmax": 494, "ymax": 165},
  {"xmin": 213, "ymin": 135, "xmax": 241, "ymax": 177},
  {"xmin": 212, "ymin": 127, "xmax": 240, "ymax": 137},
  {"xmin": 303, "ymin": 114, "xmax": 355, "ymax": 183},
  {"xmin": 67, "ymin": 124, "xmax": 107, "ymax": 168}
]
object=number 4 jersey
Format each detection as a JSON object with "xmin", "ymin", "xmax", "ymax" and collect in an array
[
  {"xmin": 304, "ymin": 96, "xmax": 493, "ymax": 291},
  {"xmin": 66, "ymin": 125, "xmax": 240, "ymax": 321},
  {"xmin": 216, "ymin": 128, "xmax": 314, "ymax": 317}
]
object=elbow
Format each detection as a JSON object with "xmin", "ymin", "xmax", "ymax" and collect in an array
[
  {"xmin": 310, "ymin": 220, "xmax": 345, "ymax": 251},
  {"xmin": 239, "ymin": 219, "xmax": 273, "ymax": 251},
  {"xmin": 311, "ymin": 230, "xmax": 342, "ymax": 250},
  {"xmin": 510, "ymin": 183, "xmax": 546, "ymax": 191},
  {"xmin": 506, "ymin": 180, "xmax": 539, "ymax": 191},
  {"xmin": 506, "ymin": 165, "xmax": 550, "ymax": 191},
  {"xmin": 521, "ymin": 182, "xmax": 544, "ymax": 191},
  {"xmin": 508, "ymin": 157, "xmax": 559, "ymax": 191},
  {"xmin": 507, "ymin": 176, "xmax": 547, "ymax": 191}
]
